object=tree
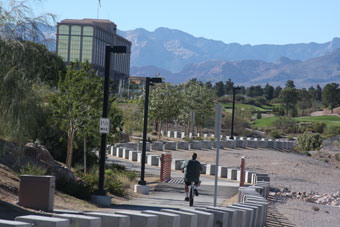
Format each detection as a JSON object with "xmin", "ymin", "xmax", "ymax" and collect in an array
[
  {"xmin": 246, "ymin": 85, "xmax": 263, "ymax": 97},
  {"xmin": 322, "ymin": 83, "xmax": 340, "ymax": 113},
  {"xmin": 297, "ymin": 88, "xmax": 312, "ymax": 116},
  {"xmin": 0, "ymin": 39, "xmax": 65, "ymax": 142},
  {"xmin": 316, "ymin": 84, "xmax": 322, "ymax": 102},
  {"xmin": 285, "ymin": 80, "xmax": 295, "ymax": 88},
  {"xmin": 0, "ymin": 0, "xmax": 55, "ymax": 42},
  {"xmin": 264, "ymin": 83, "xmax": 274, "ymax": 100},
  {"xmin": 225, "ymin": 79, "xmax": 234, "ymax": 95},
  {"xmin": 215, "ymin": 81, "xmax": 225, "ymax": 97},
  {"xmin": 50, "ymin": 62, "xmax": 122, "ymax": 168},
  {"xmin": 279, "ymin": 87, "xmax": 299, "ymax": 116},
  {"xmin": 273, "ymin": 86, "xmax": 282, "ymax": 98}
]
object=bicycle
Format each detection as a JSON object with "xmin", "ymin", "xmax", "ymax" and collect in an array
[{"xmin": 189, "ymin": 181, "xmax": 195, "ymax": 206}]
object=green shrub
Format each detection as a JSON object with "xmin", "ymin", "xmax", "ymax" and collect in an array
[
  {"xmin": 273, "ymin": 117, "xmax": 297, "ymax": 133},
  {"xmin": 56, "ymin": 177, "xmax": 92, "ymax": 200},
  {"xmin": 20, "ymin": 162, "xmax": 47, "ymax": 175},
  {"xmin": 264, "ymin": 128, "xmax": 271, "ymax": 134},
  {"xmin": 297, "ymin": 132, "xmax": 323, "ymax": 151},
  {"xmin": 270, "ymin": 130, "xmax": 281, "ymax": 139},
  {"xmin": 256, "ymin": 111, "xmax": 262, "ymax": 119},
  {"xmin": 323, "ymin": 125, "xmax": 340, "ymax": 138},
  {"xmin": 298, "ymin": 122, "xmax": 326, "ymax": 134}
]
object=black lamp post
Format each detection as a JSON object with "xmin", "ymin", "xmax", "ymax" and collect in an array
[
  {"xmin": 97, "ymin": 45, "xmax": 127, "ymax": 196},
  {"xmin": 230, "ymin": 86, "xmax": 241, "ymax": 140},
  {"xmin": 138, "ymin": 77, "xmax": 162, "ymax": 185}
]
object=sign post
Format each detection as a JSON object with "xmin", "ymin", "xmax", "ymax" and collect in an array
[{"xmin": 213, "ymin": 104, "xmax": 222, "ymax": 207}]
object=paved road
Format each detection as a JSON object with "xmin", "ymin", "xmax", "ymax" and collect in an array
[{"xmin": 106, "ymin": 156, "xmax": 239, "ymax": 210}]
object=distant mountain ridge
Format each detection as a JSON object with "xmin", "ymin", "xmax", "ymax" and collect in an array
[
  {"xmin": 131, "ymin": 48, "xmax": 340, "ymax": 87},
  {"xmin": 118, "ymin": 27, "xmax": 340, "ymax": 72}
]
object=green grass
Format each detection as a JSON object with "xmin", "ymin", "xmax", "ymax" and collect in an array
[
  {"xmin": 222, "ymin": 103, "xmax": 271, "ymax": 112},
  {"xmin": 253, "ymin": 115, "xmax": 340, "ymax": 128}
]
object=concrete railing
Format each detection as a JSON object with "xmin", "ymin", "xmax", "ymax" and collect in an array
[{"xmin": 158, "ymin": 131, "xmax": 295, "ymax": 150}]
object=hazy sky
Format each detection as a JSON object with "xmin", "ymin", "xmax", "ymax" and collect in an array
[{"xmin": 33, "ymin": 0, "xmax": 340, "ymax": 45}]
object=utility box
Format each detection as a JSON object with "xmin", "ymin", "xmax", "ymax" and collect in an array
[{"xmin": 19, "ymin": 175, "xmax": 55, "ymax": 212}]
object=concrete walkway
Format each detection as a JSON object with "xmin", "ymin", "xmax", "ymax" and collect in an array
[{"xmin": 107, "ymin": 156, "xmax": 239, "ymax": 210}]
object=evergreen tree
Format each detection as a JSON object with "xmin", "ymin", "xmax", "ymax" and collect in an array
[
  {"xmin": 225, "ymin": 79, "xmax": 234, "ymax": 95},
  {"xmin": 285, "ymin": 80, "xmax": 295, "ymax": 88},
  {"xmin": 215, "ymin": 81, "xmax": 225, "ymax": 97},
  {"xmin": 264, "ymin": 83, "xmax": 274, "ymax": 100},
  {"xmin": 322, "ymin": 83, "xmax": 340, "ymax": 113},
  {"xmin": 273, "ymin": 86, "xmax": 282, "ymax": 98}
]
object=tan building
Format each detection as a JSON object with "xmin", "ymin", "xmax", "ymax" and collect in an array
[{"xmin": 56, "ymin": 18, "xmax": 131, "ymax": 81}]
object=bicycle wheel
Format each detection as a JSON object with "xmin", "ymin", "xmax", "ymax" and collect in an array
[{"xmin": 189, "ymin": 184, "xmax": 194, "ymax": 206}]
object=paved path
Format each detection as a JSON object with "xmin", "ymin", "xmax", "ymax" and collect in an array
[{"xmin": 106, "ymin": 156, "xmax": 239, "ymax": 210}]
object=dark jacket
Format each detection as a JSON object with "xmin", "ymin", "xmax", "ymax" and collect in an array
[{"xmin": 181, "ymin": 159, "xmax": 203, "ymax": 182}]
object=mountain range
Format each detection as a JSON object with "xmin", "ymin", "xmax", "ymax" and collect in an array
[{"xmin": 44, "ymin": 25, "xmax": 340, "ymax": 87}]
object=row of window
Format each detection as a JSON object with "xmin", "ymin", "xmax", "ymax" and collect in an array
[{"xmin": 59, "ymin": 25, "xmax": 94, "ymax": 36}]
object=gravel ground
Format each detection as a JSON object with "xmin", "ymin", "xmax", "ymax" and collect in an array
[{"xmin": 166, "ymin": 147, "xmax": 340, "ymax": 226}]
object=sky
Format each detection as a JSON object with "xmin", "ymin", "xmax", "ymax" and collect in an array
[{"xmin": 32, "ymin": 0, "xmax": 340, "ymax": 45}]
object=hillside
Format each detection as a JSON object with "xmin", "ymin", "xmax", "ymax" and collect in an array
[
  {"xmin": 133, "ymin": 48, "xmax": 340, "ymax": 87},
  {"xmin": 119, "ymin": 27, "xmax": 340, "ymax": 72}
]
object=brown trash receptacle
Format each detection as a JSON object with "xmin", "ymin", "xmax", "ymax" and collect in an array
[{"xmin": 19, "ymin": 175, "xmax": 55, "ymax": 212}]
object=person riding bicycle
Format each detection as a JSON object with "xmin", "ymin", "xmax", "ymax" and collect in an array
[{"xmin": 181, "ymin": 152, "xmax": 203, "ymax": 201}]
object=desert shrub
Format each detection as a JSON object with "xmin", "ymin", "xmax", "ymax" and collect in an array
[
  {"xmin": 273, "ymin": 117, "xmax": 297, "ymax": 133},
  {"xmin": 297, "ymin": 132, "xmax": 323, "ymax": 151},
  {"xmin": 335, "ymin": 153, "xmax": 340, "ymax": 161},
  {"xmin": 217, "ymin": 96, "xmax": 231, "ymax": 104},
  {"xmin": 20, "ymin": 162, "xmax": 47, "ymax": 175},
  {"xmin": 75, "ymin": 164, "xmax": 137, "ymax": 197},
  {"xmin": 298, "ymin": 122, "xmax": 326, "ymax": 134},
  {"xmin": 272, "ymin": 106, "xmax": 285, "ymax": 116},
  {"xmin": 323, "ymin": 125, "xmax": 340, "ymax": 138},
  {"xmin": 264, "ymin": 128, "xmax": 271, "ymax": 134},
  {"xmin": 235, "ymin": 94, "xmax": 245, "ymax": 102},
  {"xmin": 270, "ymin": 130, "xmax": 282, "ymax": 139}
]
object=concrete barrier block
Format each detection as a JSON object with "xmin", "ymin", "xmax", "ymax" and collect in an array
[
  {"xmin": 244, "ymin": 201, "xmax": 269, "ymax": 226},
  {"xmin": 247, "ymin": 140, "xmax": 257, "ymax": 149},
  {"xmin": 129, "ymin": 150, "xmax": 138, "ymax": 161},
  {"xmin": 206, "ymin": 164, "xmax": 216, "ymax": 176},
  {"xmin": 138, "ymin": 142, "xmax": 151, "ymax": 152},
  {"xmin": 177, "ymin": 141, "xmax": 189, "ymax": 150},
  {"xmin": 137, "ymin": 152, "xmax": 142, "ymax": 163},
  {"xmin": 86, "ymin": 212, "xmax": 129, "ymax": 227},
  {"xmin": 118, "ymin": 147, "xmax": 124, "ymax": 158},
  {"xmin": 172, "ymin": 159, "xmax": 184, "ymax": 170},
  {"xmin": 206, "ymin": 207, "xmax": 238, "ymax": 227},
  {"xmin": 15, "ymin": 215, "xmax": 69, "ymax": 227},
  {"xmin": 201, "ymin": 164, "xmax": 207, "ymax": 174},
  {"xmin": 54, "ymin": 214, "xmax": 101, "ymax": 227},
  {"xmin": 179, "ymin": 209, "xmax": 213, "ymax": 227},
  {"xmin": 203, "ymin": 134, "xmax": 208, "ymax": 138},
  {"xmin": 236, "ymin": 169, "xmax": 242, "ymax": 181},
  {"xmin": 142, "ymin": 210, "xmax": 180, "ymax": 227},
  {"xmin": 0, "ymin": 220, "xmax": 31, "ymax": 227},
  {"xmin": 161, "ymin": 209, "xmax": 197, "ymax": 227},
  {"xmin": 224, "ymin": 140, "xmax": 236, "ymax": 149},
  {"xmin": 236, "ymin": 139, "xmax": 247, "ymax": 148},
  {"xmin": 126, "ymin": 142, "xmax": 138, "ymax": 150},
  {"xmin": 229, "ymin": 205, "xmax": 253, "ymax": 227},
  {"xmin": 227, "ymin": 168, "xmax": 238, "ymax": 180},
  {"xmin": 202, "ymin": 141, "xmax": 213, "ymax": 149},
  {"xmin": 233, "ymin": 204, "xmax": 259, "ymax": 227},
  {"xmin": 174, "ymin": 131, "xmax": 178, "ymax": 138},
  {"xmin": 123, "ymin": 148, "xmax": 130, "ymax": 159},
  {"xmin": 189, "ymin": 133, "xmax": 193, "ymax": 139},
  {"xmin": 152, "ymin": 142, "xmax": 164, "ymax": 151},
  {"xmin": 110, "ymin": 146, "xmax": 116, "ymax": 156},
  {"xmin": 190, "ymin": 141, "xmax": 202, "ymax": 150},
  {"xmin": 238, "ymin": 187, "xmax": 259, "ymax": 202},
  {"xmin": 134, "ymin": 184, "xmax": 149, "ymax": 195},
  {"xmin": 147, "ymin": 155, "xmax": 160, "ymax": 166},
  {"xmin": 245, "ymin": 171, "xmax": 256, "ymax": 184},
  {"xmin": 161, "ymin": 130, "xmax": 164, "ymax": 136},
  {"xmin": 181, "ymin": 132, "xmax": 185, "ymax": 138},
  {"xmin": 218, "ymin": 166, "xmax": 228, "ymax": 178},
  {"xmin": 167, "ymin": 131, "xmax": 175, "ymax": 138},
  {"xmin": 213, "ymin": 141, "xmax": 224, "ymax": 149},
  {"xmin": 195, "ymin": 208, "xmax": 229, "ymax": 227},
  {"xmin": 165, "ymin": 141, "xmax": 177, "ymax": 150},
  {"xmin": 115, "ymin": 211, "xmax": 158, "ymax": 227}
]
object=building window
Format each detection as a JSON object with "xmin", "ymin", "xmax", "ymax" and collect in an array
[
  {"xmin": 83, "ymin": 26, "xmax": 93, "ymax": 36},
  {"xmin": 71, "ymin": 25, "xmax": 81, "ymax": 35},
  {"xmin": 57, "ymin": 35, "xmax": 69, "ymax": 61},
  {"xmin": 59, "ymin": 25, "xmax": 69, "ymax": 35},
  {"xmin": 70, "ymin": 36, "xmax": 81, "ymax": 62},
  {"xmin": 82, "ymin": 37, "xmax": 93, "ymax": 63}
]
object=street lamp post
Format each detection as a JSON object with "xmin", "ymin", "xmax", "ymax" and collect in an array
[
  {"xmin": 97, "ymin": 45, "xmax": 127, "ymax": 196},
  {"xmin": 230, "ymin": 86, "xmax": 241, "ymax": 140},
  {"xmin": 138, "ymin": 77, "xmax": 162, "ymax": 185}
]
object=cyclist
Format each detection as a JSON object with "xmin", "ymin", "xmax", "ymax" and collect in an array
[{"xmin": 181, "ymin": 152, "xmax": 203, "ymax": 201}]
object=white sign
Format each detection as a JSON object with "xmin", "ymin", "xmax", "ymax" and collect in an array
[{"xmin": 99, "ymin": 118, "xmax": 110, "ymax": 134}]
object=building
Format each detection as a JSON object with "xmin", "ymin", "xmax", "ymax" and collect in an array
[{"xmin": 56, "ymin": 18, "xmax": 131, "ymax": 82}]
